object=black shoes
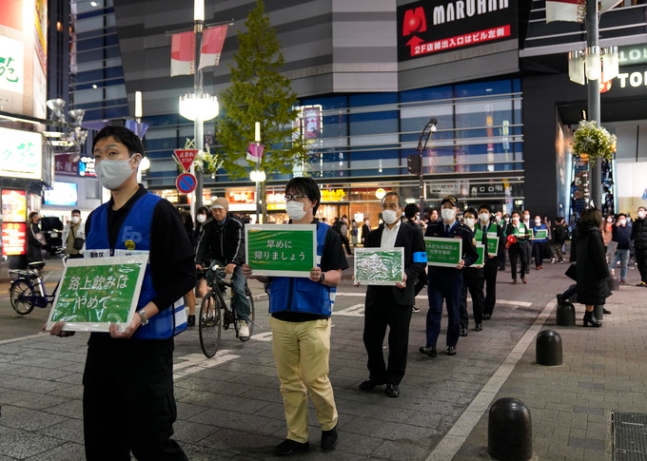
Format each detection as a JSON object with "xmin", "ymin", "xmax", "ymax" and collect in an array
[
  {"xmin": 274, "ymin": 439, "xmax": 310, "ymax": 456},
  {"xmin": 385, "ymin": 384, "xmax": 400, "ymax": 398},
  {"xmin": 556, "ymin": 293, "xmax": 565, "ymax": 304},
  {"xmin": 583, "ymin": 311, "xmax": 602, "ymax": 328},
  {"xmin": 459, "ymin": 327, "xmax": 468, "ymax": 337},
  {"xmin": 187, "ymin": 315, "xmax": 195, "ymax": 327},
  {"xmin": 419, "ymin": 346, "xmax": 437, "ymax": 357},
  {"xmin": 475, "ymin": 324, "xmax": 483, "ymax": 331},
  {"xmin": 412, "ymin": 306, "xmax": 420, "ymax": 313},
  {"xmin": 603, "ymin": 307, "xmax": 612, "ymax": 315},
  {"xmin": 483, "ymin": 313, "xmax": 491, "ymax": 320},
  {"xmin": 446, "ymin": 346, "xmax": 457, "ymax": 356},
  {"xmin": 321, "ymin": 424, "xmax": 338, "ymax": 451},
  {"xmin": 359, "ymin": 378, "xmax": 386, "ymax": 390}
]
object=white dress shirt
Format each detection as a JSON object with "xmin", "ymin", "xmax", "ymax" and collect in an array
[{"xmin": 380, "ymin": 221, "xmax": 401, "ymax": 248}]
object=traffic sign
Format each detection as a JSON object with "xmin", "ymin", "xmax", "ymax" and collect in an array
[
  {"xmin": 173, "ymin": 149, "xmax": 199, "ymax": 172},
  {"xmin": 176, "ymin": 173, "xmax": 197, "ymax": 194}
]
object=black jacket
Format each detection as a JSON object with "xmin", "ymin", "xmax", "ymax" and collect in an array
[
  {"xmin": 425, "ymin": 221, "xmax": 479, "ymax": 275},
  {"xmin": 632, "ymin": 218, "xmax": 647, "ymax": 250},
  {"xmin": 27, "ymin": 223, "xmax": 44, "ymax": 263},
  {"xmin": 551, "ymin": 223, "xmax": 569, "ymax": 245},
  {"xmin": 196, "ymin": 213, "xmax": 245, "ymax": 266},
  {"xmin": 365, "ymin": 223, "xmax": 426, "ymax": 306},
  {"xmin": 612, "ymin": 224, "xmax": 632, "ymax": 250},
  {"xmin": 575, "ymin": 223, "xmax": 610, "ymax": 306}
]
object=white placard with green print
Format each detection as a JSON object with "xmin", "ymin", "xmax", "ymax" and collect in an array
[
  {"xmin": 475, "ymin": 244, "xmax": 485, "ymax": 267},
  {"xmin": 425, "ymin": 237, "xmax": 463, "ymax": 267},
  {"xmin": 245, "ymin": 224, "xmax": 317, "ymax": 277},
  {"xmin": 354, "ymin": 247, "xmax": 405, "ymax": 285},
  {"xmin": 533, "ymin": 229, "xmax": 548, "ymax": 240}
]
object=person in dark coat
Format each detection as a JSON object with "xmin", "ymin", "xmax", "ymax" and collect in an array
[
  {"xmin": 575, "ymin": 208, "xmax": 609, "ymax": 327},
  {"xmin": 26, "ymin": 211, "xmax": 45, "ymax": 264},
  {"xmin": 631, "ymin": 206, "xmax": 647, "ymax": 287}
]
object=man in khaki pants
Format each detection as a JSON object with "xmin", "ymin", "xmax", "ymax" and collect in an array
[{"xmin": 243, "ymin": 177, "xmax": 348, "ymax": 457}]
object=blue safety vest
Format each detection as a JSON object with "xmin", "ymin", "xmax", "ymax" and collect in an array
[
  {"xmin": 267, "ymin": 222, "xmax": 336, "ymax": 316},
  {"xmin": 86, "ymin": 193, "xmax": 187, "ymax": 339}
]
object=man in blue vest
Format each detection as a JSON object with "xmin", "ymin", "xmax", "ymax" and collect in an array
[
  {"xmin": 420, "ymin": 196, "xmax": 478, "ymax": 357},
  {"xmin": 49, "ymin": 126, "xmax": 195, "ymax": 461},
  {"xmin": 243, "ymin": 177, "xmax": 347, "ymax": 457}
]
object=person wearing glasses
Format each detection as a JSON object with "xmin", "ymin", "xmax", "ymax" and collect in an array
[
  {"xmin": 196, "ymin": 197, "xmax": 251, "ymax": 340},
  {"xmin": 243, "ymin": 177, "xmax": 347, "ymax": 456}
]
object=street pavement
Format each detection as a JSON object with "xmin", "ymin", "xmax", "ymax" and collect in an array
[{"xmin": 0, "ymin": 254, "xmax": 644, "ymax": 460}]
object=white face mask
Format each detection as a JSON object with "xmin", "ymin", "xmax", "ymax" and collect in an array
[
  {"xmin": 535, "ymin": 220, "xmax": 541, "ymax": 226},
  {"xmin": 607, "ymin": 219, "xmax": 613, "ymax": 223},
  {"xmin": 464, "ymin": 217, "xmax": 475, "ymax": 228},
  {"xmin": 639, "ymin": 211, "xmax": 646, "ymax": 219},
  {"xmin": 479, "ymin": 213, "xmax": 490, "ymax": 223},
  {"xmin": 619, "ymin": 219, "xmax": 626, "ymax": 226},
  {"xmin": 196, "ymin": 214, "xmax": 207, "ymax": 224},
  {"xmin": 441, "ymin": 208, "xmax": 455, "ymax": 222},
  {"xmin": 512, "ymin": 217, "xmax": 520, "ymax": 224},
  {"xmin": 286, "ymin": 201, "xmax": 309, "ymax": 221},
  {"xmin": 382, "ymin": 209, "xmax": 399, "ymax": 225},
  {"xmin": 71, "ymin": 216, "xmax": 80, "ymax": 224},
  {"xmin": 523, "ymin": 215, "xmax": 530, "ymax": 221},
  {"xmin": 95, "ymin": 156, "xmax": 138, "ymax": 190}
]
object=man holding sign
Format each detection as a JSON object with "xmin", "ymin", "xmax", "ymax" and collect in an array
[
  {"xmin": 48, "ymin": 126, "xmax": 195, "ymax": 461},
  {"xmin": 420, "ymin": 196, "xmax": 478, "ymax": 357},
  {"xmin": 476, "ymin": 204, "xmax": 505, "ymax": 319},
  {"xmin": 243, "ymin": 177, "xmax": 347, "ymax": 456},
  {"xmin": 358, "ymin": 192, "xmax": 426, "ymax": 398}
]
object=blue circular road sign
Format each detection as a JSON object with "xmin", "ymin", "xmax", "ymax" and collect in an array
[{"xmin": 176, "ymin": 173, "xmax": 197, "ymax": 194}]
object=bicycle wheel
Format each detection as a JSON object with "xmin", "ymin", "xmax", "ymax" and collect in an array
[
  {"xmin": 199, "ymin": 292, "xmax": 222, "ymax": 358},
  {"xmin": 10, "ymin": 280, "xmax": 35, "ymax": 315}
]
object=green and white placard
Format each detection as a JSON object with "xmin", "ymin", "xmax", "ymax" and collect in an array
[
  {"xmin": 486, "ymin": 235, "xmax": 499, "ymax": 255},
  {"xmin": 354, "ymin": 247, "xmax": 405, "ymax": 285},
  {"xmin": 46, "ymin": 254, "xmax": 148, "ymax": 333},
  {"xmin": 534, "ymin": 229, "xmax": 548, "ymax": 240},
  {"xmin": 425, "ymin": 237, "xmax": 463, "ymax": 267},
  {"xmin": 245, "ymin": 224, "xmax": 317, "ymax": 277},
  {"xmin": 475, "ymin": 244, "xmax": 485, "ymax": 267}
]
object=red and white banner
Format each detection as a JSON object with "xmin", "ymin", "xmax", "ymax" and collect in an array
[
  {"xmin": 171, "ymin": 31, "xmax": 195, "ymax": 76},
  {"xmin": 600, "ymin": 0, "xmax": 623, "ymax": 13},
  {"xmin": 198, "ymin": 25, "xmax": 228, "ymax": 70},
  {"xmin": 546, "ymin": 0, "xmax": 583, "ymax": 23},
  {"xmin": 173, "ymin": 149, "xmax": 199, "ymax": 172}
]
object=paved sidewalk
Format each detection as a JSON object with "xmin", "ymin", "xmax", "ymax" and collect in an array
[{"xmin": 0, "ymin": 259, "xmax": 643, "ymax": 460}]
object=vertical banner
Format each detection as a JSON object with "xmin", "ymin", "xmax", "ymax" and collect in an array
[
  {"xmin": 198, "ymin": 25, "xmax": 228, "ymax": 70},
  {"xmin": 170, "ymin": 31, "xmax": 195, "ymax": 76}
]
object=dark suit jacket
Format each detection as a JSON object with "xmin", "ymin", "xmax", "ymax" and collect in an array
[{"xmin": 365, "ymin": 223, "xmax": 426, "ymax": 306}]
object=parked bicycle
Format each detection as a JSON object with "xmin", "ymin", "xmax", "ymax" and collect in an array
[
  {"xmin": 8, "ymin": 250, "xmax": 68, "ymax": 315},
  {"xmin": 198, "ymin": 264, "xmax": 256, "ymax": 358}
]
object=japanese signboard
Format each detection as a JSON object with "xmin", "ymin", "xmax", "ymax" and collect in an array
[
  {"xmin": 2, "ymin": 222, "xmax": 26, "ymax": 256},
  {"xmin": 46, "ymin": 255, "xmax": 148, "ymax": 333},
  {"xmin": 397, "ymin": 0, "xmax": 517, "ymax": 62},
  {"xmin": 487, "ymin": 235, "xmax": 499, "ymax": 255},
  {"xmin": 245, "ymin": 224, "xmax": 317, "ymax": 277},
  {"xmin": 425, "ymin": 237, "xmax": 462, "ymax": 267},
  {"xmin": 55, "ymin": 154, "xmax": 79, "ymax": 177},
  {"xmin": 533, "ymin": 229, "xmax": 548, "ymax": 240},
  {"xmin": 2, "ymin": 189, "xmax": 27, "ymax": 222},
  {"xmin": 79, "ymin": 157, "xmax": 96, "ymax": 177},
  {"xmin": 173, "ymin": 149, "xmax": 198, "ymax": 172},
  {"xmin": 0, "ymin": 35, "xmax": 24, "ymax": 93},
  {"xmin": 354, "ymin": 247, "xmax": 404, "ymax": 285},
  {"xmin": 475, "ymin": 243, "xmax": 485, "ymax": 267},
  {"xmin": 0, "ymin": 127, "xmax": 43, "ymax": 180}
]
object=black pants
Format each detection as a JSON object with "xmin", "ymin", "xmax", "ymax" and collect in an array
[
  {"xmin": 83, "ymin": 345, "xmax": 187, "ymax": 461},
  {"xmin": 636, "ymin": 248, "xmax": 647, "ymax": 283},
  {"xmin": 340, "ymin": 235, "xmax": 352, "ymax": 254},
  {"xmin": 497, "ymin": 243, "xmax": 506, "ymax": 269},
  {"xmin": 508, "ymin": 244, "xmax": 527, "ymax": 280},
  {"xmin": 483, "ymin": 258, "xmax": 499, "ymax": 315},
  {"xmin": 68, "ymin": 253, "xmax": 84, "ymax": 259},
  {"xmin": 524, "ymin": 244, "xmax": 532, "ymax": 272},
  {"xmin": 363, "ymin": 289, "xmax": 412, "ymax": 385},
  {"xmin": 460, "ymin": 268, "xmax": 484, "ymax": 329},
  {"xmin": 533, "ymin": 242, "xmax": 545, "ymax": 267}
]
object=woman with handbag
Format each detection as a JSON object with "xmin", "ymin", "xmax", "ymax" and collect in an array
[{"xmin": 27, "ymin": 211, "xmax": 45, "ymax": 264}]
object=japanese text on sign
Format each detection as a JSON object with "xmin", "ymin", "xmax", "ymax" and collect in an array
[
  {"xmin": 425, "ymin": 237, "xmax": 462, "ymax": 267},
  {"xmin": 245, "ymin": 225, "xmax": 317, "ymax": 277},
  {"xmin": 411, "ymin": 25, "xmax": 511, "ymax": 57}
]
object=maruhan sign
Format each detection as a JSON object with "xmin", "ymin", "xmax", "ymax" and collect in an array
[{"xmin": 432, "ymin": 0, "xmax": 510, "ymax": 26}]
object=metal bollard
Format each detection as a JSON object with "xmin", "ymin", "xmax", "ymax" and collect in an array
[
  {"xmin": 488, "ymin": 398, "xmax": 532, "ymax": 461},
  {"xmin": 536, "ymin": 330, "xmax": 563, "ymax": 366},
  {"xmin": 607, "ymin": 275, "xmax": 620, "ymax": 291},
  {"xmin": 594, "ymin": 305, "xmax": 604, "ymax": 322},
  {"xmin": 556, "ymin": 302, "xmax": 575, "ymax": 327}
]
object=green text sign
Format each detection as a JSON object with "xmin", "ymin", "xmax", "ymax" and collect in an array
[
  {"xmin": 487, "ymin": 236, "xmax": 499, "ymax": 255},
  {"xmin": 534, "ymin": 229, "xmax": 548, "ymax": 240},
  {"xmin": 47, "ymin": 255, "xmax": 147, "ymax": 333},
  {"xmin": 475, "ymin": 244, "xmax": 485, "ymax": 266},
  {"xmin": 354, "ymin": 247, "xmax": 404, "ymax": 285},
  {"xmin": 425, "ymin": 237, "xmax": 463, "ymax": 267},
  {"xmin": 245, "ymin": 224, "xmax": 317, "ymax": 277}
]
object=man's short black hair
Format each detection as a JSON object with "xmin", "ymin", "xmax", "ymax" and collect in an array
[
  {"xmin": 403, "ymin": 203, "xmax": 419, "ymax": 219},
  {"xmin": 464, "ymin": 208, "xmax": 478, "ymax": 219},
  {"xmin": 285, "ymin": 177, "xmax": 321, "ymax": 215},
  {"xmin": 71, "ymin": 209, "xmax": 81, "ymax": 215},
  {"xmin": 92, "ymin": 125, "xmax": 144, "ymax": 156},
  {"xmin": 478, "ymin": 204, "xmax": 491, "ymax": 213},
  {"xmin": 617, "ymin": 213, "xmax": 626, "ymax": 218}
]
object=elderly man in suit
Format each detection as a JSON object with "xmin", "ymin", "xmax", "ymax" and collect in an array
[{"xmin": 358, "ymin": 192, "xmax": 427, "ymax": 398}]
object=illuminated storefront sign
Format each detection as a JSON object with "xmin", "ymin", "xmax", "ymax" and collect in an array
[
  {"xmin": 0, "ymin": 127, "xmax": 43, "ymax": 180},
  {"xmin": 2, "ymin": 189, "xmax": 27, "ymax": 222},
  {"xmin": 55, "ymin": 154, "xmax": 80, "ymax": 177},
  {"xmin": 79, "ymin": 157, "xmax": 96, "ymax": 177},
  {"xmin": 0, "ymin": 35, "xmax": 24, "ymax": 94},
  {"xmin": 321, "ymin": 189, "xmax": 347, "ymax": 202},
  {"xmin": 2, "ymin": 222, "xmax": 27, "ymax": 256},
  {"xmin": 397, "ymin": 0, "xmax": 517, "ymax": 62}
]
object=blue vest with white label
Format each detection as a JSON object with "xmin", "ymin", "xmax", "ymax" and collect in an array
[
  {"xmin": 267, "ymin": 223, "xmax": 336, "ymax": 316},
  {"xmin": 85, "ymin": 192, "xmax": 187, "ymax": 339}
]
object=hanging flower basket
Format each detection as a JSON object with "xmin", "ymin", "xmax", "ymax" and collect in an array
[{"xmin": 571, "ymin": 120, "xmax": 617, "ymax": 163}]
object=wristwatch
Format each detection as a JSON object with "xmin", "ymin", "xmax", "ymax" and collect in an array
[
  {"xmin": 319, "ymin": 272, "xmax": 326, "ymax": 284},
  {"xmin": 137, "ymin": 309, "xmax": 149, "ymax": 326}
]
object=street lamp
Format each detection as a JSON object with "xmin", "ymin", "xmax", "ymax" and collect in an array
[
  {"xmin": 250, "ymin": 121, "xmax": 265, "ymax": 223},
  {"xmin": 410, "ymin": 118, "xmax": 437, "ymax": 215}
]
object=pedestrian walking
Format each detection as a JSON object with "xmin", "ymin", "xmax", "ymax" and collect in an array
[
  {"xmin": 459, "ymin": 208, "xmax": 485, "ymax": 335},
  {"xmin": 477, "ymin": 204, "xmax": 505, "ymax": 319},
  {"xmin": 631, "ymin": 206, "xmax": 647, "ymax": 287},
  {"xmin": 610, "ymin": 213, "xmax": 631, "ymax": 284},
  {"xmin": 506, "ymin": 211, "xmax": 530, "ymax": 284}
]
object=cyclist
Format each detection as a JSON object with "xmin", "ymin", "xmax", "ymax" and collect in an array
[{"xmin": 196, "ymin": 197, "xmax": 251, "ymax": 340}]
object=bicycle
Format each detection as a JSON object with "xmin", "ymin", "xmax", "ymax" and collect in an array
[
  {"xmin": 8, "ymin": 250, "xmax": 68, "ymax": 315},
  {"xmin": 198, "ymin": 264, "xmax": 256, "ymax": 358}
]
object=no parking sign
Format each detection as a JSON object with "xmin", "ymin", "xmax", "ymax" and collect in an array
[{"xmin": 176, "ymin": 173, "xmax": 197, "ymax": 194}]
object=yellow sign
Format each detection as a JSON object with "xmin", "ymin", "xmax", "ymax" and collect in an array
[{"xmin": 321, "ymin": 189, "xmax": 346, "ymax": 202}]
